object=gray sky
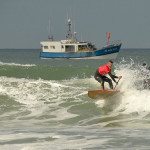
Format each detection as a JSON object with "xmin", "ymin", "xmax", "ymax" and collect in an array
[{"xmin": 0, "ymin": 0, "xmax": 150, "ymax": 49}]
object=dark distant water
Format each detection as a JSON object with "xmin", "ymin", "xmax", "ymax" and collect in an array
[{"xmin": 0, "ymin": 49, "xmax": 150, "ymax": 150}]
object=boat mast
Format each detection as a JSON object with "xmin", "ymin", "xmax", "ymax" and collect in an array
[
  {"xmin": 48, "ymin": 18, "xmax": 54, "ymax": 41},
  {"xmin": 66, "ymin": 18, "xmax": 72, "ymax": 40},
  {"xmin": 73, "ymin": 20, "xmax": 77, "ymax": 42},
  {"xmin": 66, "ymin": 18, "xmax": 77, "ymax": 43}
]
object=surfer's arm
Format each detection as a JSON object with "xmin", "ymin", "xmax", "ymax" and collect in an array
[{"xmin": 108, "ymin": 72, "xmax": 118, "ymax": 83}]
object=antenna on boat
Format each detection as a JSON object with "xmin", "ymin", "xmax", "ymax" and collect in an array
[
  {"xmin": 48, "ymin": 18, "xmax": 54, "ymax": 41},
  {"xmin": 66, "ymin": 9, "xmax": 73, "ymax": 40},
  {"xmin": 106, "ymin": 32, "xmax": 111, "ymax": 46},
  {"xmin": 66, "ymin": 9, "xmax": 78, "ymax": 42},
  {"xmin": 80, "ymin": 33, "xmax": 83, "ymax": 42},
  {"xmin": 66, "ymin": 17, "xmax": 72, "ymax": 40},
  {"xmin": 73, "ymin": 19, "xmax": 77, "ymax": 42}
]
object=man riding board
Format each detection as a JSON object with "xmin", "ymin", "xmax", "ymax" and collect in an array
[{"xmin": 94, "ymin": 60, "xmax": 122, "ymax": 90}]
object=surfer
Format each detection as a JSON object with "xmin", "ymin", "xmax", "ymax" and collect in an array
[{"xmin": 94, "ymin": 60, "xmax": 122, "ymax": 90}]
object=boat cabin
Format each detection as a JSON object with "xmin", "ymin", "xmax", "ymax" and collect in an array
[{"xmin": 40, "ymin": 40, "xmax": 93, "ymax": 53}]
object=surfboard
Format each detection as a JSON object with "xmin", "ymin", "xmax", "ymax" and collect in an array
[{"xmin": 88, "ymin": 89, "xmax": 120, "ymax": 99}]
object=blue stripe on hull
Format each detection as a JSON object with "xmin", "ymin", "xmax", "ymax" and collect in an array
[{"xmin": 40, "ymin": 44, "xmax": 121, "ymax": 59}]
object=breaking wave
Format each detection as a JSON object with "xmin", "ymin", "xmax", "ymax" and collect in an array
[{"xmin": 0, "ymin": 59, "xmax": 150, "ymax": 128}]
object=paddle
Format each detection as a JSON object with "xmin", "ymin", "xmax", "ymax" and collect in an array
[{"xmin": 114, "ymin": 77, "xmax": 122, "ymax": 90}]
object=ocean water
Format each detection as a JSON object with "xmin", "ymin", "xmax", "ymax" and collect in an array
[{"xmin": 0, "ymin": 49, "xmax": 150, "ymax": 150}]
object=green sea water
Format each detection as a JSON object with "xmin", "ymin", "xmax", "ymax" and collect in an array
[{"xmin": 0, "ymin": 49, "xmax": 150, "ymax": 150}]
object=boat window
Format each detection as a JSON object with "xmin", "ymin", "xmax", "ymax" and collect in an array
[
  {"xmin": 50, "ymin": 46, "xmax": 55, "ymax": 49},
  {"xmin": 61, "ymin": 45, "xmax": 64, "ymax": 49},
  {"xmin": 65, "ymin": 45, "xmax": 75, "ymax": 52},
  {"xmin": 44, "ymin": 46, "xmax": 48, "ymax": 49},
  {"xmin": 78, "ymin": 45, "xmax": 88, "ymax": 51}
]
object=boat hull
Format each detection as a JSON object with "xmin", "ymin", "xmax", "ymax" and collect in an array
[{"xmin": 40, "ymin": 44, "xmax": 121, "ymax": 59}]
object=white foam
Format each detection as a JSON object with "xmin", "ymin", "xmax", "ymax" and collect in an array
[
  {"xmin": 93, "ymin": 60, "xmax": 150, "ymax": 116},
  {"xmin": 0, "ymin": 76, "xmax": 84, "ymax": 120},
  {"xmin": 0, "ymin": 59, "xmax": 150, "ymax": 120},
  {"xmin": 114, "ymin": 61, "xmax": 150, "ymax": 115},
  {"xmin": 0, "ymin": 61, "xmax": 36, "ymax": 67},
  {"xmin": 95, "ymin": 100, "xmax": 105, "ymax": 108},
  {"xmin": 115, "ymin": 89, "xmax": 150, "ymax": 115}
]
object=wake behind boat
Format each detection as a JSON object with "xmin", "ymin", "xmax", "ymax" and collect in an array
[{"xmin": 40, "ymin": 19, "xmax": 122, "ymax": 59}]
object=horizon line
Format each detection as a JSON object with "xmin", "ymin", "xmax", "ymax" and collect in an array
[{"xmin": 0, "ymin": 48, "xmax": 150, "ymax": 50}]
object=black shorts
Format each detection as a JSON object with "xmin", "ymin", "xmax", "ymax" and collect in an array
[{"xmin": 94, "ymin": 70, "xmax": 112, "ymax": 83}]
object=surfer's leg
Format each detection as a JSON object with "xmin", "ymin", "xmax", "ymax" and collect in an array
[
  {"xmin": 94, "ymin": 74, "xmax": 104, "ymax": 89},
  {"xmin": 94, "ymin": 73, "xmax": 101, "ymax": 83},
  {"xmin": 101, "ymin": 81, "xmax": 104, "ymax": 90},
  {"xmin": 103, "ymin": 76, "xmax": 113, "ymax": 89}
]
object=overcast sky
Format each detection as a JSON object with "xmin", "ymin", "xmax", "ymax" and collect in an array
[{"xmin": 0, "ymin": 0, "xmax": 150, "ymax": 49}]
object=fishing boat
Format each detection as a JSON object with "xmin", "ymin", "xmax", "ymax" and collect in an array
[{"xmin": 40, "ymin": 19, "xmax": 122, "ymax": 59}]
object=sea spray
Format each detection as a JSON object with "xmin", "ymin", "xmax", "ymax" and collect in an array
[{"xmin": 95, "ymin": 59, "xmax": 150, "ymax": 116}]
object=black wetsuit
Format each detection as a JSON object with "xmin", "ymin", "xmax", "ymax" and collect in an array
[{"xmin": 94, "ymin": 69, "xmax": 118, "ymax": 89}]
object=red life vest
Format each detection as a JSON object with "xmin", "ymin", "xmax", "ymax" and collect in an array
[{"xmin": 98, "ymin": 64, "xmax": 111, "ymax": 75}]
